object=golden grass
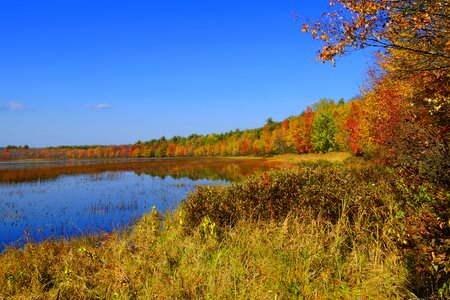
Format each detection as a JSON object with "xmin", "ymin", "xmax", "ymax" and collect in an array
[
  {"xmin": 0, "ymin": 208, "xmax": 407, "ymax": 299},
  {"xmin": 269, "ymin": 152, "xmax": 353, "ymax": 165}
]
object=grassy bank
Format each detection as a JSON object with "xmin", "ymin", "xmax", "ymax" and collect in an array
[
  {"xmin": 0, "ymin": 157, "xmax": 448, "ymax": 299},
  {"xmin": 268, "ymin": 152, "xmax": 352, "ymax": 165}
]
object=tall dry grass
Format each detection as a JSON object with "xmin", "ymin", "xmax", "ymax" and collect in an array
[
  {"xmin": 0, "ymin": 208, "xmax": 407, "ymax": 299},
  {"xmin": 1, "ymin": 156, "xmax": 446, "ymax": 299}
]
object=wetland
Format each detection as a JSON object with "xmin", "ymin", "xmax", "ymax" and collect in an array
[{"xmin": 0, "ymin": 157, "xmax": 283, "ymax": 250}]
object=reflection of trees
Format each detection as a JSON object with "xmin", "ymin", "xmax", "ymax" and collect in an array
[
  {"xmin": 135, "ymin": 163, "xmax": 245, "ymax": 181},
  {"xmin": 0, "ymin": 158, "xmax": 283, "ymax": 184},
  {"xmin": 136, "ymin": 160, "xmax": 280, "ymax": 181}
]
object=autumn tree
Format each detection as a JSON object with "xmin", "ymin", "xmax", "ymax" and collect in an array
[
  {"xmin": 346, "ymin": 101, "xmax": 364, "ymax": 155},
  {"xmin": 333, "ymin": 98, "xmax": 350, "ymax": 151},
  {"xmin": 261, "ymin": 125, "xmax": 273, "ymax": 155},
  {"xmin": 301, "ymin": 0, "xmax": 450, "ymax": 69},
  {"xmin": 296, "ymin": 107, "xmax": 314, "ymax": 153},
  {"xmin": 271, "ymin": 127, "xmax": 286, "ymax": 154},
  {"xmin": 303, "ymin": 3, "xmax": 450, "ymax": 296}
]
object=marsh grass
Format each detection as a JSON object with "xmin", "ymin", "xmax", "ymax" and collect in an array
[
  {"xmin": 182, "ymin": 162, "xmax": 392, "ymax": 231},
  {"xmin": 0, "ymin": 156, "xmax": 446, "ymax": 299},
  {"xmin": 269, "ymin": 152, "xmax": 352, "ymax": 165},
  {"xmin": 0, "ymin": 208, "xmax": 407, "ymax": 299}
]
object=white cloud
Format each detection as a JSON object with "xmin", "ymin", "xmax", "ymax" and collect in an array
[
  {"xmin": 0, "ymin": 101, "xmax": 27, "ymax": 111},
  {"xmin": 86, "ymin": 103, "xmax": 112, "ymax": 110}
]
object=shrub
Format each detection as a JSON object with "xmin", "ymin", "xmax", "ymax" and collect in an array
[
  {"xmin": 394, "ymin": 179, "xmax": 450, "ymax": 298},
  {"xmin": 182, "ymin": 164, "xmax": 394, "ymax": 232}
]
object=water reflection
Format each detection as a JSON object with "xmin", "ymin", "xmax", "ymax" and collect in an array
[
  {"xmin": 0, "ymin": 157, "xmax": 283, "ymax": 183},
  {"xmin": 0, "ymin": 171, "xmax": 226, "ymax": 251},
  {"xmin": 0, "ymin": 158, "xmax": 283, "ymax": 251}
]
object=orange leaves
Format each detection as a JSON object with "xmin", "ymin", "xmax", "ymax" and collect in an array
[
  {"xmin": 302, "ymin": 0, "xmax": 450, "ymax": 71},
  {"xmin": 345, "ymin": 101, "xmax": 363, "ymax": 155}
]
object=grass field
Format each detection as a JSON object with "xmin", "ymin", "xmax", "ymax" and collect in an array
[
  {"xmin": 269, "ymin": 152, "xmax": 352, "ymax": 165},
  {"xmin": 0, "ymin": 154, "xmax": 448, "ymax": 299}
]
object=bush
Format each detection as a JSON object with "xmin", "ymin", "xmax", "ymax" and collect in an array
[
  {"xmin": 182, "ymin": 164, "xmax": 394, "ymax": 232},
  {"xmin": 394, "ymin": 179, "xmax": 450, "ymax": 298},
  {"xmin": 182, "ymin": 163, "xmax": 450, "ymax": 299}
]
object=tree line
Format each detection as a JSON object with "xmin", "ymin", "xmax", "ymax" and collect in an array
[{"xmin": 0, "ymin": 96, "xmax": 393, "ymax": 160}]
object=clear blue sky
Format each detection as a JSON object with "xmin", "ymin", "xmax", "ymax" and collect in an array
[{"xmin": 0, "ymin": 0, "xmax": 373, "ymax": 147}]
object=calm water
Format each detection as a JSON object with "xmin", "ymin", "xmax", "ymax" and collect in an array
[{"xmin": 0, "ymin": 170, "xmax": 226, "ymax": 250}]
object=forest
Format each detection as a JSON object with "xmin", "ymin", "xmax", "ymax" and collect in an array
[{"xmin": 0, "ymin": 97, "xmax": 365, "ymax": 159}]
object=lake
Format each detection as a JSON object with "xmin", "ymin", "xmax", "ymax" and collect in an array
[{"xmin": 0, "ymin": 158, "xmax": 282, "ymax": 250}]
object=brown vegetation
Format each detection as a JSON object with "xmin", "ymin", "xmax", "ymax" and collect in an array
[{"xmin": 0, "ymin": 157, "xmax": 284, "ymax": 184}]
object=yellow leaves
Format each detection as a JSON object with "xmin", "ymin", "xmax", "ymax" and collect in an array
[
  {"xmin": 320, "ymin": 34, "xmax": 329, "ymax": 42},
  {"xmin": 150, "ymin": 206, "xmax": 159, "ymax": 233},
  {"xmin": 78, "ymin": 245, "xmax": 98, "ymax": 260},
  {"xmin": 199, "ymin": 216, "xmax": 217, "ymax": 239},
  {"xmin": 426, "ymin": 97, "xmax": 450, "ymax": 115},
  {"xmin": 178, "ymin": 210, "xmax": 184, "ymax": 226}
]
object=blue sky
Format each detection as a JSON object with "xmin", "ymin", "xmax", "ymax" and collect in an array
[{"xmin": 0, "ymin": 0, "xmax": 373, "ymax": 147}]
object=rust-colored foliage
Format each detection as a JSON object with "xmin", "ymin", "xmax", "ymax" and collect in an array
[
  {"xmin": 296, "ymin": 107, "xmax": 314, "ymax": 153},
  {"xmin": 345, "ymin": 102, "xmax": 363, "ymax": 155}
]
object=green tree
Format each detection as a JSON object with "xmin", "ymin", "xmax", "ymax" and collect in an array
[{"xmin": 311, "ymin": 109, "xmax": 336, "ymax": 152}]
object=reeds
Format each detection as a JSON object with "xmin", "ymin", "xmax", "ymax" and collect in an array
[
  {"xmin": 0, "ymin": 208, "xmax": 407, "ymax": 299},
  {"xmin": 0, "ymin": 156, "xmax": 447, "ymax": 299}
]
